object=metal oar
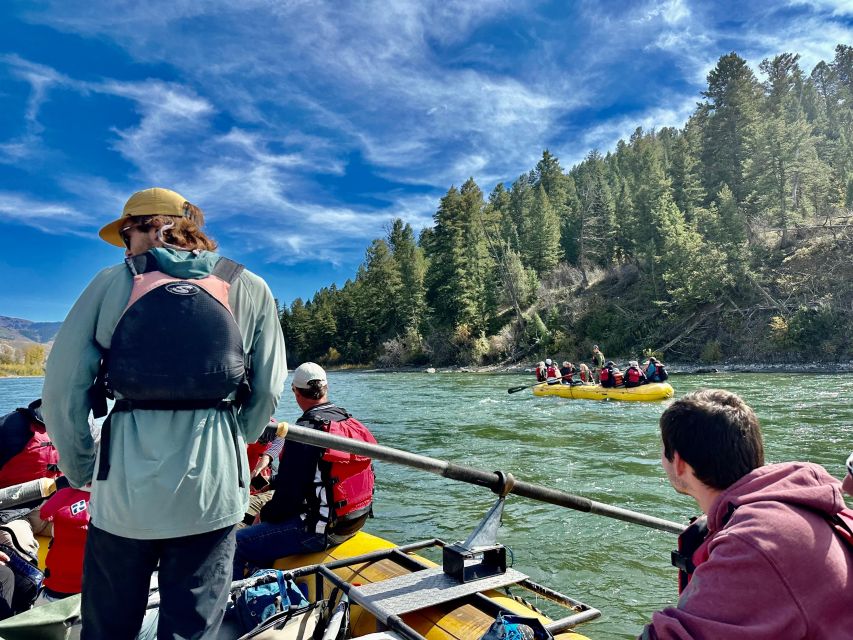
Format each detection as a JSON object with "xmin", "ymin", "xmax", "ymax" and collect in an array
[
  {"xmin": 281, "ymin": 424, "xmax": 686, "ymax": 535},
  {"xmin": 507, "ymin": 378, "xmax": 560, "ymax": 394}
]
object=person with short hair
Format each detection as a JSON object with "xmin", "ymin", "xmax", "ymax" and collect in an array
[
  {"xmin": 43, "ymin": 187, "xmax": 286, "ymax": 640},
  {"xmin": 641, "ymin": 389, "xmax": 853, "ymax": 639},
  {"xmin": 233, "ymin": 363, "xmax": 376, "ymax": 579}
]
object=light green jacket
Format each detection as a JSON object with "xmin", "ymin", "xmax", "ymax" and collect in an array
[{"xmin": 42, "ymin": 249, "xmax": 286, "ymax": 539}]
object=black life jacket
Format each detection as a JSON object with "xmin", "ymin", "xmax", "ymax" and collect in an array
[
  {"xmin": 95, "ymin": 252, "xmax": 249, "ymax": 482},
  {"xmin": 105, "ymin": 252, "xmax": 247, "ymax": 404},
  {"xmin": 671, "ymin": 515, "xmax": 709, "ymax": 594}
]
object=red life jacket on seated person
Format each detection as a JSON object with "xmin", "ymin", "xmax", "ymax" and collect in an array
[
  {"xmin": 0, "ymin": 403, "xmax": 60, "ymax": 489},
  {"xmin": 612, "ymin": 370, "xmax": 624, "ymax": 386},
  {"xmin": 546, "ymin": 365, "xmax": 559, "ymax": 378},
  {"xmin": 598, "ymin": 367, "xmax": 610, "ymax": 384},
  {"xmin": 39, "ymin": 487, "xmax": 91, "ymax": 595},
  {"xmin": 626, "ymin": 367, "xmax": 642, "ymax": 385},
  {"xmin": 310, "ymin": 413, "xmax": 376, "ymax": 535}
]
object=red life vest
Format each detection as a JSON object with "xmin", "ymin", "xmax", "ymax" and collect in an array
[
  {"xmin": 312, "ymin": 415, "xmax": 376, "ymax": 533},
  {"xmin": 546, "ymin": 365, "xmax": 559, "ymax": 378},
  {"xmin": 626, "ymin": 367, "xmax": 642, "ymax": 384},
  {"xmin": 0, "ymin": 421, "xmax": 60, "ymax": 489},
  {"xmin": 39, "ymin": 488, "xmax": 90, "ymax": 595},
  {"xmin": 612, "ymin": 370, "xmax": 624, "ymax": 386},
  {"xmin": 246, "ymin": 442, "xmax": 273, "ymax": 495}
]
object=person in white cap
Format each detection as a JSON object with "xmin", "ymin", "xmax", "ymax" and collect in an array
[
  {"xmin": 43, "ymin": 187, "xmax": 286, "ymax": 639},
  {"xmin": 233, "ymin": 362, "xmax": 376, "ymax": 579},
  {"xmin": 624, "ymin": 360, "xmax": 647, "ymax": 388}
]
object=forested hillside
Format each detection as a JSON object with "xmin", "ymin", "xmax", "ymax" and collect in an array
[{"xmin": 280, "ymin": 46, "xmax": 853, "ymax": 367}]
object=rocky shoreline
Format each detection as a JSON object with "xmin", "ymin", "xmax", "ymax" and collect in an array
[{"xmin": 330, "ymin": 361, "xmax": 853, "ymax": 375}]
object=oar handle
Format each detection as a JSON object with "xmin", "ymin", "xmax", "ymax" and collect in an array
[{"xmin": 283, "ymin": 424, "xmax": 686, "ymax": 535}]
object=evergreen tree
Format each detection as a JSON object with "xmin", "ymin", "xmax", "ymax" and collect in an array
[
  {"xmin": 527, "ymin": 184, "xmax": 561, "ymax": 273},
  {"xmin": 670, "ymin": 118, "xmax": 705, "ymax": 220},
  {"xmin": 652, "ymin": 191, "xmax": 732, "ymax": 308},
  {"xmin": 424, "ymin": 180, "xmax": 492, "ymax": 331},
  {"xmin": 700, "ymin": 53, "xmax": 762, "ymax": 204},
  {"xmin": 388, "ymin": 219, "xmax": 426, "ymax": 332}
]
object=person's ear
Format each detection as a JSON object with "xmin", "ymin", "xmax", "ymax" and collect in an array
[{"xmin": 673, "ymin": 451, "xmax": 688, "ymax": 477}]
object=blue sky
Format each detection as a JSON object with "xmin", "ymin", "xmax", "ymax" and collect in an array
[{"xmin": 1, "ymin": 0, "xmax": 851, "ymax": 322}]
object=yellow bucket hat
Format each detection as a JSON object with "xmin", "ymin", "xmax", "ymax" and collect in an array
[{"xmin": 99, "ymin": 187, "xmax": 189, "ymax": 247}]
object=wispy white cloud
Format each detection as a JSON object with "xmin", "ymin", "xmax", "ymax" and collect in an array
[
  {"xmin": 5, "ymin": 0, "xmax": 850, "ymax": 278},
  {"xmin": 786, "ymin": 0, "xmax": 853, "ymax": 16},
  {"xmin": 0, "ymin": 191, "xmax": 92, "ymax": 235}
]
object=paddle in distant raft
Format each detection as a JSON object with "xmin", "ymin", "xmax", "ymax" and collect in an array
[{"xmin": 507, "ymin": 378, "xmax": 563, "ymax": 394}]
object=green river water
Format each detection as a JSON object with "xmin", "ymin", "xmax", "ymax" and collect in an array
[{"xmin": 1, "ymin": 372, "xmax": 851, "ymax": 639}]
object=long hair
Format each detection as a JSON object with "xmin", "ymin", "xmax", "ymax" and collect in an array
[{"xmin": 127, "ymin": 202, "xmax": 217, "ymax": 252}]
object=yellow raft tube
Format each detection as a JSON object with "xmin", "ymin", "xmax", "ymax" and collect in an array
[{"xmin": 533, "ymin": 382, "xmax": 674, "ymax": 402}]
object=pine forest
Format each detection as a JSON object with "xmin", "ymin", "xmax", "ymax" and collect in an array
[{"xmin": 280, "ymin": 46, "xmax": 853, "ymax": 368}]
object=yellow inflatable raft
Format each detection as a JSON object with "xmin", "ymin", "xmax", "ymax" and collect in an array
[{"xmin": 532, "ymin": 382, "xmax": 674, "ymax": 402}]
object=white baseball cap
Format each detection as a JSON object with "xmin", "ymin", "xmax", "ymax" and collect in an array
[{"xmin": 291, "ymin": 362, "xmax": 327, "ymax": 389}]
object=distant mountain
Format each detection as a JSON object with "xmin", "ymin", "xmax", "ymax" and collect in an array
[{"xmin": 0, "ymin": 316, "xmax": 62, "ymax": 344}]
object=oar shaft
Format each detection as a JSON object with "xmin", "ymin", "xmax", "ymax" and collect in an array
[{"xmin": 284, "ymin": 425, "xmax": 685, "ymax": 535}]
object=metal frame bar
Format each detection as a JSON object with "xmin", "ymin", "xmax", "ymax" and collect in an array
[{"xmin": 271, "ymin": 538, "xmax": 600, "ymax": 639}]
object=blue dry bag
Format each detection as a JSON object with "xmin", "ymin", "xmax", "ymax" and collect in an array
[
  {"xmin": 235, "ymin": 568, "xmax": 310, "ymax": 633},
  {"xmin": 479, "ymin": 612, "xmax": 555, "ymax": 640}
]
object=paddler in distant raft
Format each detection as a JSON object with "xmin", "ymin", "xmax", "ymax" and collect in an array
[
  {"xmin": 42, "ymin": 187, "xmax": 286, "ymax": 640},
  {"xmin": 233, "ymin": 362, "xmax": 376, "ymax": 579},
  {"xmin": 641, "ymin": 389, "xmax": 853, "ymax": 639}
]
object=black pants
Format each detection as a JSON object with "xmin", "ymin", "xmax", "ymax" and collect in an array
[
  {"xmin": 0, "ymin": 565, "xmax": 13, "ymax": 621},
  {"xmin": 82, "ymin": 523, "xmax": 236, "ymax": 640}
]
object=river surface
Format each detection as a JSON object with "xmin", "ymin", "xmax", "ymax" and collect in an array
[{"xmin": 2, "ymin": 373, "xmax": 851, "ymax": 638}]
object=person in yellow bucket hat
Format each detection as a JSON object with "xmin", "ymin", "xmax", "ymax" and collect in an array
[{"xmin": 42, "ymin": 187, "xmax": 287, "ymax": 639}]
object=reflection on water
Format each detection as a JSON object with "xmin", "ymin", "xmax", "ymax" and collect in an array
[{"xmin": 2, "ymin": 372, "xmax": 851, "ymax": 639}]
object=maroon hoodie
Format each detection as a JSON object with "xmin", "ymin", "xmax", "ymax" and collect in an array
[{"xmin": 641, "ymin": 462, "xmax": 853, "ymax": 639}]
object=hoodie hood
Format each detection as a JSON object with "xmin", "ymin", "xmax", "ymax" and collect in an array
[
  {"xmin": 708, "ymin": 461, "xmax": 845, "ymax": 532},
  {"xmin": 146, "ymin": 248, "xmax": 221, "ymax": 279}
]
